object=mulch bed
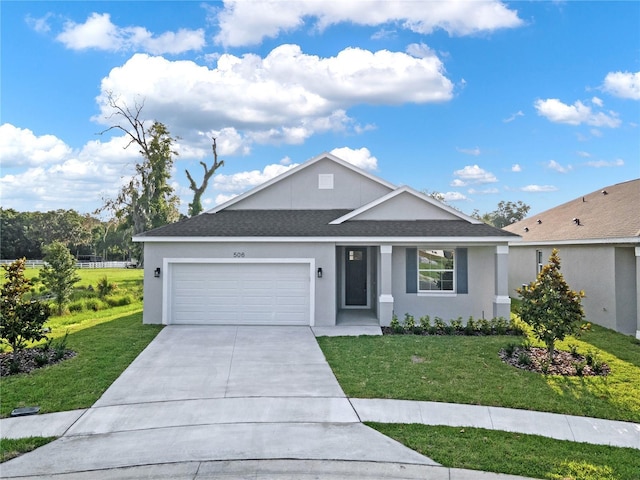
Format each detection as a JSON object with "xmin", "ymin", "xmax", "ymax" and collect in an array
[
  {"xmin": 0, "ymin": 348, "xmax": 76, "ymax": 377},
  {"xmin": 499, "ymin": 346, "xmax": 610, "ymax": 376}
]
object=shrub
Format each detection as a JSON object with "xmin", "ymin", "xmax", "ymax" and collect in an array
[
  {"xmin": 517, "ymin": 249, "xmax": 585, "ymax": 363},
  {"xmin": 518, "ymin": 351, "xmax": 532, "ymax": 366},
  {"xmin": 503, "ymin": 342, "xmax": 519, "ymax": 357},
  {"xmin": 96, "ymin": 276, "xmax": 117, "ymax": 299},
  {"xmin": 404, "ymin": 313, "xmax": 416, "ymax": 333},
  {"xmin": 1, "ymin": 259, "xmax": 51, "ymax": 355},
  {"xmin": 390, "ymin": 313, "xmax": 403, "ymax": 334},
  {"xmin": 478, "ymin": 318, "xmax": 492, "ymax": 335},
  {"xmin": 434, "ymin": 317, "xmax": 447, "ymax": 335},
  {"xmin": 105, "ymin": 295, "xmax": 133, "ymax": 307},
  {"xmin": 451, "ymin": 317, "xmax": 464, "ymax": 334},
  {"xmin": 464, "ymin": 317, "xmax": 477, "ymax": 336},
  {"xmin": 419, "ymin": 315, "xmax": 431, "ymax": 331}
]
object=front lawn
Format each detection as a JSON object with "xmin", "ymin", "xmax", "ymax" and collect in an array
[
  {"xmin": 370, "ymin": 424, "xmax": 640, "ymax": 480},
  {"xmin": 1, "ymin": 269, "xmax": 162, "ymax": 417},
  {"xmin": 317, "ymin": 325, "xmax": 640, "ymax": 423}
]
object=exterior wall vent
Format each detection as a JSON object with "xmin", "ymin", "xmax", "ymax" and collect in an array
[{"xmin": 318, "ymin": 174, "xmax": 334, "ymax": 189}]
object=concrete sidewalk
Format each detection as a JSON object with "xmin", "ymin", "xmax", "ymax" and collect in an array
[{"xmin": 1, "ymin": 325, "xmax": 638, "ymax": 479}]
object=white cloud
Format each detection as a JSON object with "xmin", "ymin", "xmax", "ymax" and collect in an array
[
  {"xmin": 456, "ymin": 146, "xmax": 481, "ymax": 156},
  {"xmin": 591, "ymin": 96, "xmax": 603, "ymax": 107},
  {"xmin": 521, "ymin": 185, "xmax": 558, "ymax": 192},
  {"xmin": 330, "ymin": 147, "xmax": 378, "ymax": 170},
  {"xmin": 511, "ymin": 164, "xmax": 522, "ymax": 172},
  {"xmin": 215, "ymin": 0, "xmax": 523, "ymax": 47},
  {"xmin": 26, "ymin": 13, "xmax": 53, "ymax": 34},
  {"xmin": 503, "ymin": 110, "xmax": 524, "ymax": 123},
  {"xmin": 0, "ymin": 124, "xmax": 73, "ymax": 167},
  {"xmin": 95, "ymin": 46, "xmax": 452, "ymax": 149},
  {"xmin": 442, "ymin": 191, "xmax": 468, "ymax": 202},
  {"xmin": 586, "ymin": 159, "xmax": 624, "ymax": 168},
  {"xmin": 576, "ymin": 151, "xmax": 591, "ymax": 158},
  {"xmin": 602, "ymin": 71, "xmax": 640, "ymax": 100},
  {"xmin": 212, "ymin": 163, "xmax": 298, "ymax": 192},
  {"xmin": 534, "ymin": 98, "xmax": 621, "ymax": 127},
  {"xmin": 467, "ymin": 187, "xmax": 499, "ymax": 195},
  {"xmin": 0, "ymin": 127, "xmax": 142, "ymax": 212},
  {"xmin": 451, "ymin": 164, "xmax": 497, "ymax": 186},
  {"xmin": 56, "ymin": 12, "xmax": 204, "ymax": 54},
  {"xmin": 546, "ymin": 160, "xmax": 572, "ymax": 173}
]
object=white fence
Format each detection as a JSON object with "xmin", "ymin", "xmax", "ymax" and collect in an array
[{"xmin": 0, "ymin": 260, "xmax": 137, "ymax": 269}]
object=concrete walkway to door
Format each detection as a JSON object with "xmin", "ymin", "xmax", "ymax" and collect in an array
[{"xmin": 1, "ymin": 326, "xmax": 453, "ymax": 479}]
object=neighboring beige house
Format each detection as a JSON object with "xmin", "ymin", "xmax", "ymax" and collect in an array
[
  {"xmin": 504, "ymin": 179, "xmax": 640, "ymax": 338},
  {"xmin": 134, "ymin": 153, "xmax": 517, "ymax": 328}
]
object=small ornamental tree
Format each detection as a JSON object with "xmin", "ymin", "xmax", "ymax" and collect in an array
[
  {"xmin": 0, "ymin": 258, "xmax": 50, "ymax": 356},
  {"xmin": 39, "ymin": 242, "xmax": 81, "ymax": 315},
  {"xmin": 516, "ymin": 249, "xmax": 585, "ymax": 363}
]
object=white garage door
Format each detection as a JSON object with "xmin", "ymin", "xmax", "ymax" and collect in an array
[{"xmin": 169, "ymin": 262, "xmax": 311, "ymax": 325}]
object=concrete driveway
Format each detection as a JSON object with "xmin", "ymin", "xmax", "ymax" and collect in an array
[{"xmin": 1, "ymin": 326, "xmax": 439, "ymax": 478}]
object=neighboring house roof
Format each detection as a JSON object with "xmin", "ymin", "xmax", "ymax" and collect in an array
[
  {"xmin": 135, "ymin": 209, "xmax": 516, "ymax": 240},
  {"xmin": 503, "ymin": 178, "xmax": 640, "ymax": 243}
]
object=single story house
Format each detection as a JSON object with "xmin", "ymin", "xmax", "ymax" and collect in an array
[
  {"xmin": 503, "ymin": 178, "xmax": 640, "ymax": 338},
  {"xmin": 133, "ymin": 153, "xmax": 518, "ymax": 328}
]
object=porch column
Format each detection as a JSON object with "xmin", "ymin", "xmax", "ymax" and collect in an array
[
  {"xmin": 493, "ymin": 245, "xmax": 511, "ymax": 319},
  {"xmin": 636, "ymin": 247, "xmax": 640, "ymax": 340},
  {"xmin": 379, "ymin": 245, "xmax": 394, "ymax": 326}
]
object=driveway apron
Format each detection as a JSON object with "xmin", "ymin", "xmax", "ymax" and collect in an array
[{"xmin": 1, "ymin": 326, "xmax": 436, "ymax": 478}]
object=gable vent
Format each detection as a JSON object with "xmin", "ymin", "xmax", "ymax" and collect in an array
[{"xmin": 318, "ymin": 174, "xmax": 334, "ymax": 189}]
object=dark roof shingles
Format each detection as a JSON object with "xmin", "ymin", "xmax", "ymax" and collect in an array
[{"xmin": 139, "ymin": 210, "xmax": 517, "ymax": 239}]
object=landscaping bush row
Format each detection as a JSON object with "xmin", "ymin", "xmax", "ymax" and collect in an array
[{"xmin": 385, "ymin": 313, "xmax": 525, "ymax": 336}]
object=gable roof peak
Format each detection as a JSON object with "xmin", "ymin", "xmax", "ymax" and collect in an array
[
  {"xmin": 330, "ymin": 185, "xmax": 482, "ymax": 225},
  {"xmin": 205, "ymin": 151, "xmax": 395, "ymax": 214}
]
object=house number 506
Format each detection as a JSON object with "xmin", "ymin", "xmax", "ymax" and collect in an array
[{"xmin": 233, "ymin": 252, "xmax": 245, "ymax": 258}]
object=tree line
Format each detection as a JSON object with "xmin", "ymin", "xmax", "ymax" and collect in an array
[{"xmin": 0, "ymin": 208, "xmax": 133, "ymax": 261}]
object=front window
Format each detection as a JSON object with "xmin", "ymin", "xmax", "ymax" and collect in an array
[{"xmin": 418, "ymin": 249, "xmax": 455, "ymax": 292}]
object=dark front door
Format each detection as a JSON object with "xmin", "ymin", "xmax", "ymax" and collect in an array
[{"xmin": 345, "ymin": 247, "xmax": 367, "ymax": 306}]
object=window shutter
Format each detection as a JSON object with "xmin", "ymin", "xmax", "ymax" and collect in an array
[
  {"xmin": 406, "ymin": 248, "xmax": 417, "ymax": 293},
  {"xmin": 456, "ymin": 248, "xmax": 468, "ymax": 294}
]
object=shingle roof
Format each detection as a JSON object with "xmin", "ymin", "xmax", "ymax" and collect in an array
[
  {"xmin": 137, "ymin": 209, "xmax": 517, "ymax": 239},
  {"xmin": 503, "ymin": 178, "xmax": 640, "ymax": 242}
]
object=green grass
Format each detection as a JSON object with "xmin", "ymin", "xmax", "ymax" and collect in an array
[
  {"xmin": 369, "ymin": 424, "xmax": 640, "ymax": 480},
  {"xmin": 1, "ymin": 308, "xmax": 162, "ymax": 417},
  {"xmin": 317, "ymin": 325, "xmax": 640, "ymax": 422},
  {"xmin": 1, "ymin": 269, "xmax": 162, "ymax": 417},
  {"xmin": 0, "ymin": 437, "xmax": 56, "ymax": 463}
]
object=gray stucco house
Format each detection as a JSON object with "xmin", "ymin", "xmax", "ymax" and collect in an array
[
  {"xmin": 504, "ymin": 179, "xmax": 640, "ymax": 338},
  {"xmin": 134, "ymin": 153, "xmax": 517, "ymax": 328}
]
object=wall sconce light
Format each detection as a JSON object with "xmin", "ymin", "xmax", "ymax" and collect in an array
[
  {"xmin": 154, "ymin": 267, "xmax": 161, "ymax": 278},
  {"xmin": 317, "ymin": 267, "xmax": 323, "ymax": 278}
]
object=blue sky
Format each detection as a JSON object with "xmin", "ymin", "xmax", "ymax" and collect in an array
[{"xmin": 1, "ymin": 1, "xmax": 639, "ymax": 218}]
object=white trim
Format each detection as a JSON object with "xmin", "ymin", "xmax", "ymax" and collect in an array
[
  {"xmin": 380, "ymin": 245, "xmax": 392, "ymax": 254},
  {"xmin": 636, "ymin": 330, "xmax": 640, "ymax": 340},
  {"xmin": 493, "ymin": 295, "xmax": 511, "ymax": 304},
  {"xmin": 135, "ymin": 235, "xmax": 515, "ymax": 244},
  {"xmin": 416, "ymin": 247, "xmax": 456, "ymax": 294},
  {"xmin": 509, "ymin": 237, "xmax": 639, "ymax": 247},
  {"xmin": 635, "ymin": 246, "xmax": 640, "ymax": 257},
  {"xmin": 205, "ymin": 152, "xmax": 395, "ymax": 214},
  {"xmin": 162, "ymin": 258, "xmax": 315, "ymax": 327},
  {"xmin": 496, "ymin": 245, "xmax": 509, "ymax": 254},
  {"xmin": 330, "ymin": 185, "xmax": 483, "ymax": 225},
  {"xmin": 379, "ymin": 294, "xmax": 394, "ymax": 303}
]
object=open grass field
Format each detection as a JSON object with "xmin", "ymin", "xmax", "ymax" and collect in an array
[
  {"xmin": 317, "ymin": 325, "xmax": 640, "ymax": 423},
  {"xmin": 370, "ymin": 424, "xmax": 640, "ymax": 480}
]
